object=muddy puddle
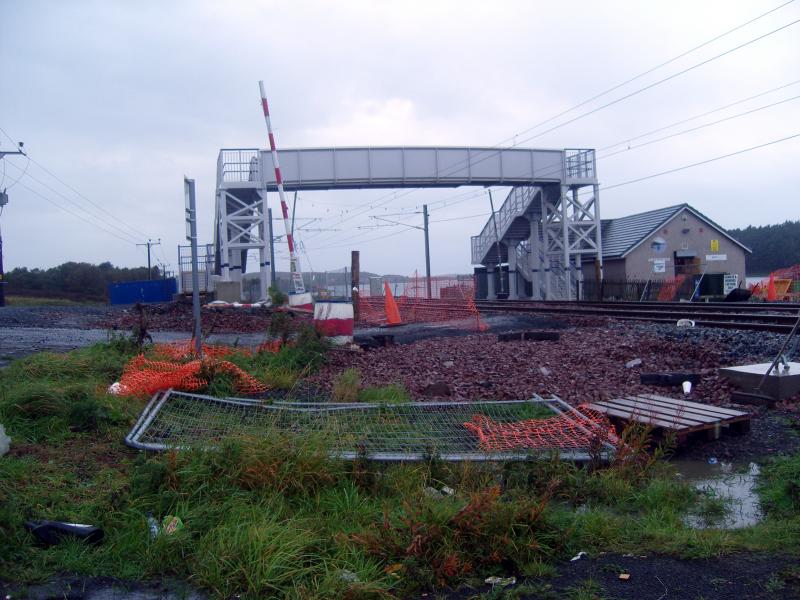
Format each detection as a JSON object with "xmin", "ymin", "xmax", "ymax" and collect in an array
[{"xmin": 676, "ymin": 460, "xmax": 763, "ymax": 529}]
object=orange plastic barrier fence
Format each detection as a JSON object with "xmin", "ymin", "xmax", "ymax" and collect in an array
[
  {"xmin": 656, "ymin": 275, "xmax": 687, "ymax": 301},
  {"xmin": 117, "ymin": 341, "xmax": 271, "ymax": 398},
  {"xmin": 463, "ymin": 405, "xmax": 616, "ymax": 451},
  {"xmin": 151, "ymin": 340, "xmax": 247, "ymax": 361},
  {"xmin": 357, "ymin": 273, "xmax": 485, "ymax": 330}
]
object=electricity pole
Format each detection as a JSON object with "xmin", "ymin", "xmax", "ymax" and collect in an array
[
  {"xmin": 365, "ymin": 204, "xmax": 432, "ymax": 298},
  {"xmin": 137, "ymin": 238, "xmax": 161, "ymax": 280},
  {"xmin": 423, "ymin": 205, "xmax": 431, "ymax": 298},
  {"xmin": 0, "ymin": 142, "xmax": 26, "ymax": 308}
]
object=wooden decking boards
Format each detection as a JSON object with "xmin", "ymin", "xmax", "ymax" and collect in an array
[{"xmin": 587, "ymin": 394, "xmax": 750, "ymax": 440}]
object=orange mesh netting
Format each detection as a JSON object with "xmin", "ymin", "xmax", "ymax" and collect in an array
[
  {"xmin": 357, "ymin": 273, "xmax": 486, "ymax": 331},
  {"xmin": 151, "ymin": 340, "xmax": 247, "ymax": 361},
  {"xmin": 657, "ymin": 275, "xmax": 687, "ymax": 301},
  {"xmin": 117, "ymin": 342, "xmax": 269, "ymax": 398},
  {"xmin": 463, "ymin": 405, "xmax": 617, "ymax": 451}
]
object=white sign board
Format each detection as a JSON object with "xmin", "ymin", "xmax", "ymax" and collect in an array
[
  {"xmin": 706, "ymin": 254, "xmax": 727, "ymax": 261},
  {"xmin": 724, "ymin": 274, "xmax": 739, "ymax": 295},
  {"xmin": 653, "ymin": 259, "xmax": 667, "ymax": 273}
]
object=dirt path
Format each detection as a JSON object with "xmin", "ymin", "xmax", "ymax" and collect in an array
[{"xmin": 435, "ymin": 552, "xmax": 800, "ymax": 599}]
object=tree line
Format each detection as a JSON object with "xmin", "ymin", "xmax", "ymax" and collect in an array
[
  {"xmin": 4, "ymin": 262, "xmax": 160, "ymax": 301},
  {"xmin": 728, "ymin": 220, "xmax": 800, "ymax": 276}
]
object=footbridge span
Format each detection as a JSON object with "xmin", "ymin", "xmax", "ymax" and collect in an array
[{"xmin": 213, "ymin": 146, "xmax": 601, "ymax": 301}]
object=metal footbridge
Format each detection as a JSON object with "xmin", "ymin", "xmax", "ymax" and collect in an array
[{"xmin": 213, "ymin": 146, "xmax": 601, "ymax": 301}]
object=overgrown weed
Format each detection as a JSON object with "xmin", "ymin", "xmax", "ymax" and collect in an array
[{"xmin": 3, "ymin": 342, "xmax": 800, "ymax": 596}]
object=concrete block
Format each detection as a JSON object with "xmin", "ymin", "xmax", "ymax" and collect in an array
[
  {"xmin": 522, "ymin": 330, "xmax": 560, "ymax": 341},
  {"xmin": 214, "ymin": 281, "xmax": 242, "ymax": 303},
  {"xmin": 641, "ymin": 372, "xmax": 701, "ymax": 387},
  {"xmin": 497, "ymin": 332, "xmax": 523, "ymax": 342},
  {"xmin": 720, "ymin": 362, "xmax": 800, "ymax": 401}
]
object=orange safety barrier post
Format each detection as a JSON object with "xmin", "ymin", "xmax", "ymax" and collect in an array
[{"xmin": 384, "ymin": 281, "xmax": 403, "ymax": 326}]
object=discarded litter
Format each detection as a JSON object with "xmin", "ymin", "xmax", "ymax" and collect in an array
[
  {"xmin": 625, "ymin": 358, "xmax": 643, "ymax": 369},
  {"xmin": 677, "ymin": 319, "xmax": 696, "ymax": 328},
  {"xmin": 0, "ymin": 424, "xmax": 10, "ymax": 457},
  {"xmin": 619, "ymin": 573, "xmax": 631, "ymax": 581},
  {"xmin": 425, "ymin": 485, "xmax": 456, "ymax": 499},
  {"xmin": 682, "ymin": 380, "xmax": 693, "ymax": 395},
  {"xmin": 424, "ymin": 486, "xmax": 444, "ymax": 499},
  {"xmin": 485, "ymin": 576, "xmax": 516, "ymax": 587},
  {"xmin": 570, "ymin": 551, "xmax": 587, "ymax": 561},
  {"xmin": 339, "ymin": 570, "xmax": 359, "ymax": 584},
  {"xmin": 146, "ymin": 513, "xmax": 160, "ymax": 539},
  {"xmin": 708, "ymin": 457, "xmax": 719, "ymax": 465},
  {"xmin": 24, "ymin": 520, "xmax": 104, "ymax": 546},
  {"xmin": 162, "ymin": 515, "xmax": 184, "ymax": 535}
]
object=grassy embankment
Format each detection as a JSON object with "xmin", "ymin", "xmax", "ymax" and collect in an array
[
  {"xmin": 1, "ymin": 325, "xmax": 799, "ymax": 598},
  {"xmin": 4, "ymin": 296, "xmax": 95, "ymax": 307}
]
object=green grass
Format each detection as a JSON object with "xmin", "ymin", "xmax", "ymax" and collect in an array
[
  {"xmin": 1, "ymin": 342, "xmax": 800, "ymax": 598},
  {"xmin": 4, "ymin": 295, "xmax": 98, "ymax": 307}
]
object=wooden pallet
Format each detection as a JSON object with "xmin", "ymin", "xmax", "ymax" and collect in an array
[{"xmin": 587, "ymin": 394, "xmax": 750, "ymax": 440}]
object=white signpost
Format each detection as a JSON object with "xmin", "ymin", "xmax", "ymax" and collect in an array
[{"xmin": 184, "ymin": 178, "xmax": 203, "ymax": 358}]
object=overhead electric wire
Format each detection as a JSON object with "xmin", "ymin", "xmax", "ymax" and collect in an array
[
  {"xmin": 14, "ymin": 180, "xmax": 139, "ymax": 245},
  {"xmin": 600, "ymin": 93, "xmax": 800, "ymax": 159},
  {"xmin": 502, "ymin": 0, "xmax": 797, "ymax": 145},
  {"xmin": 305, "ymin": 2, "xmax": 800, "ymax": 241},
  {"xmin": 1, "ymin": 154, "xmax": 30, "ymax": 191},
  {"xmin": 597, "ymin": 78, "xmax": 800, "ymax": 152},
  {"xmin": 0, "ymin": 125, "xmax": 151, "ymax": 240},
  {"xmin": 4, "ymin": 161, "xmax": 141, "ymax": 244},
  {"xmin": 600, "ymin": 131, "xmax": 800, "ymax": 191}
]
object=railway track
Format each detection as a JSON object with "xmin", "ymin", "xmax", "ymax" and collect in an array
[{"xmin": 474, "ymin": 300, "xmax": 800, "ymax": 333}]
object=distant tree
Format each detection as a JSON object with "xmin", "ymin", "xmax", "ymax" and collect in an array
[
  {"xmin": 5, "ymin": 262, "xmax": 162, "ymax": 301},
  {"xmin": 729, "ymin": 221, "xmax": 800, "ymax": 275}
]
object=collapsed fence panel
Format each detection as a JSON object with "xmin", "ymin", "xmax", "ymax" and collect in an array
[{"xmin": 126, "ymin": 391, "xmax": 616, "ymax": 461}]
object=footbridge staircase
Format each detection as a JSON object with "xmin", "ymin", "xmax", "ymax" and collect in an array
[{"xmin": 470, "ymin": 149, "xmax": 603, "ymax": 301}]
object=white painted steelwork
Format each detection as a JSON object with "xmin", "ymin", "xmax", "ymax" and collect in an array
[{"xmin": 214, "ymin": 145, "xmax": 599, "ymax": 301}]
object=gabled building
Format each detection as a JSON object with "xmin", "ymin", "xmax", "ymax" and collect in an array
[{"xmin": 584, "ymin": 203, "xmax": 751, "ymax": 293}]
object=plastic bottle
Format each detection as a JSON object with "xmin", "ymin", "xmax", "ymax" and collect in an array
[{"xmin": 146, "ymin": 512, "xmax": 160, "ymax": 539}]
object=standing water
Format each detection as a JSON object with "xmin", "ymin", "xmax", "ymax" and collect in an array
[{"xmin": 676, "ymin": 461, "xmax": 763, "ymax": 529}]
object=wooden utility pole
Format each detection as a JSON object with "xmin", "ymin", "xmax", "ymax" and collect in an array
[
  {"xmin": 137, "ymin": 239, "xmax": 161, "ymax": 280},
  {"xmin": 0, "ymin": 143, "xmax": 26, "ymax": 307},
  {"xmin": 351, "ymin": 250, "xmax": 360, "ymax": 320}
]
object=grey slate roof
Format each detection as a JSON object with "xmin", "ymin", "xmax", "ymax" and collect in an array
[{"xmin": 600, "ymin": 203, "xmax": 751, "ymax": 259}]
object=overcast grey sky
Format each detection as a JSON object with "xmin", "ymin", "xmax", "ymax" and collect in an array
[{"xmin": 1, "ymin": 0, "xmax": 798, "ymax": 276}]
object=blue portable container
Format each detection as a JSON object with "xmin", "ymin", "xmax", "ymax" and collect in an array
[{"xmin": 108, "ymin": 278, "xmax": 177, "ymax": 304}]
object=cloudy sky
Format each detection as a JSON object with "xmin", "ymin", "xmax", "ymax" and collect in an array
[{"xmin": 1, "ymin": 0, "xmax": 798, "ymax": 276}]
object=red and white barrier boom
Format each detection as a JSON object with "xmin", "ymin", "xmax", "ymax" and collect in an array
[{"xmin": 258, "ymin": 81, "xmax": 311, "ymax": 308}]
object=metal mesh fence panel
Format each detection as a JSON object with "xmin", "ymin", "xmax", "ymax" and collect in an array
[{"xmin": 126, "ymin": 391, "xmax": 615, "ymax": 461}]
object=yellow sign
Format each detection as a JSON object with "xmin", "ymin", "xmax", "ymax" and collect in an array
[{"xmin": 710, "ymin": 239, "xmax": 720, "ymax": 252}]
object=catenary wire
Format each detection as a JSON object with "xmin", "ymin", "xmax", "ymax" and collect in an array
[
  {"xmin": 0, "ymin": 125, "xmax": 151, "ymax": 240},
  {"xmin": 4, "ymin": 161, "xmax": 142, "ymax": 244},
  {"xmin": 14, "ymin": 180, "xmax": 140, "ymax": 245},
  {"xmin": 302, "ymin": 8, "xmax": 800, "ymax": 241}
]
